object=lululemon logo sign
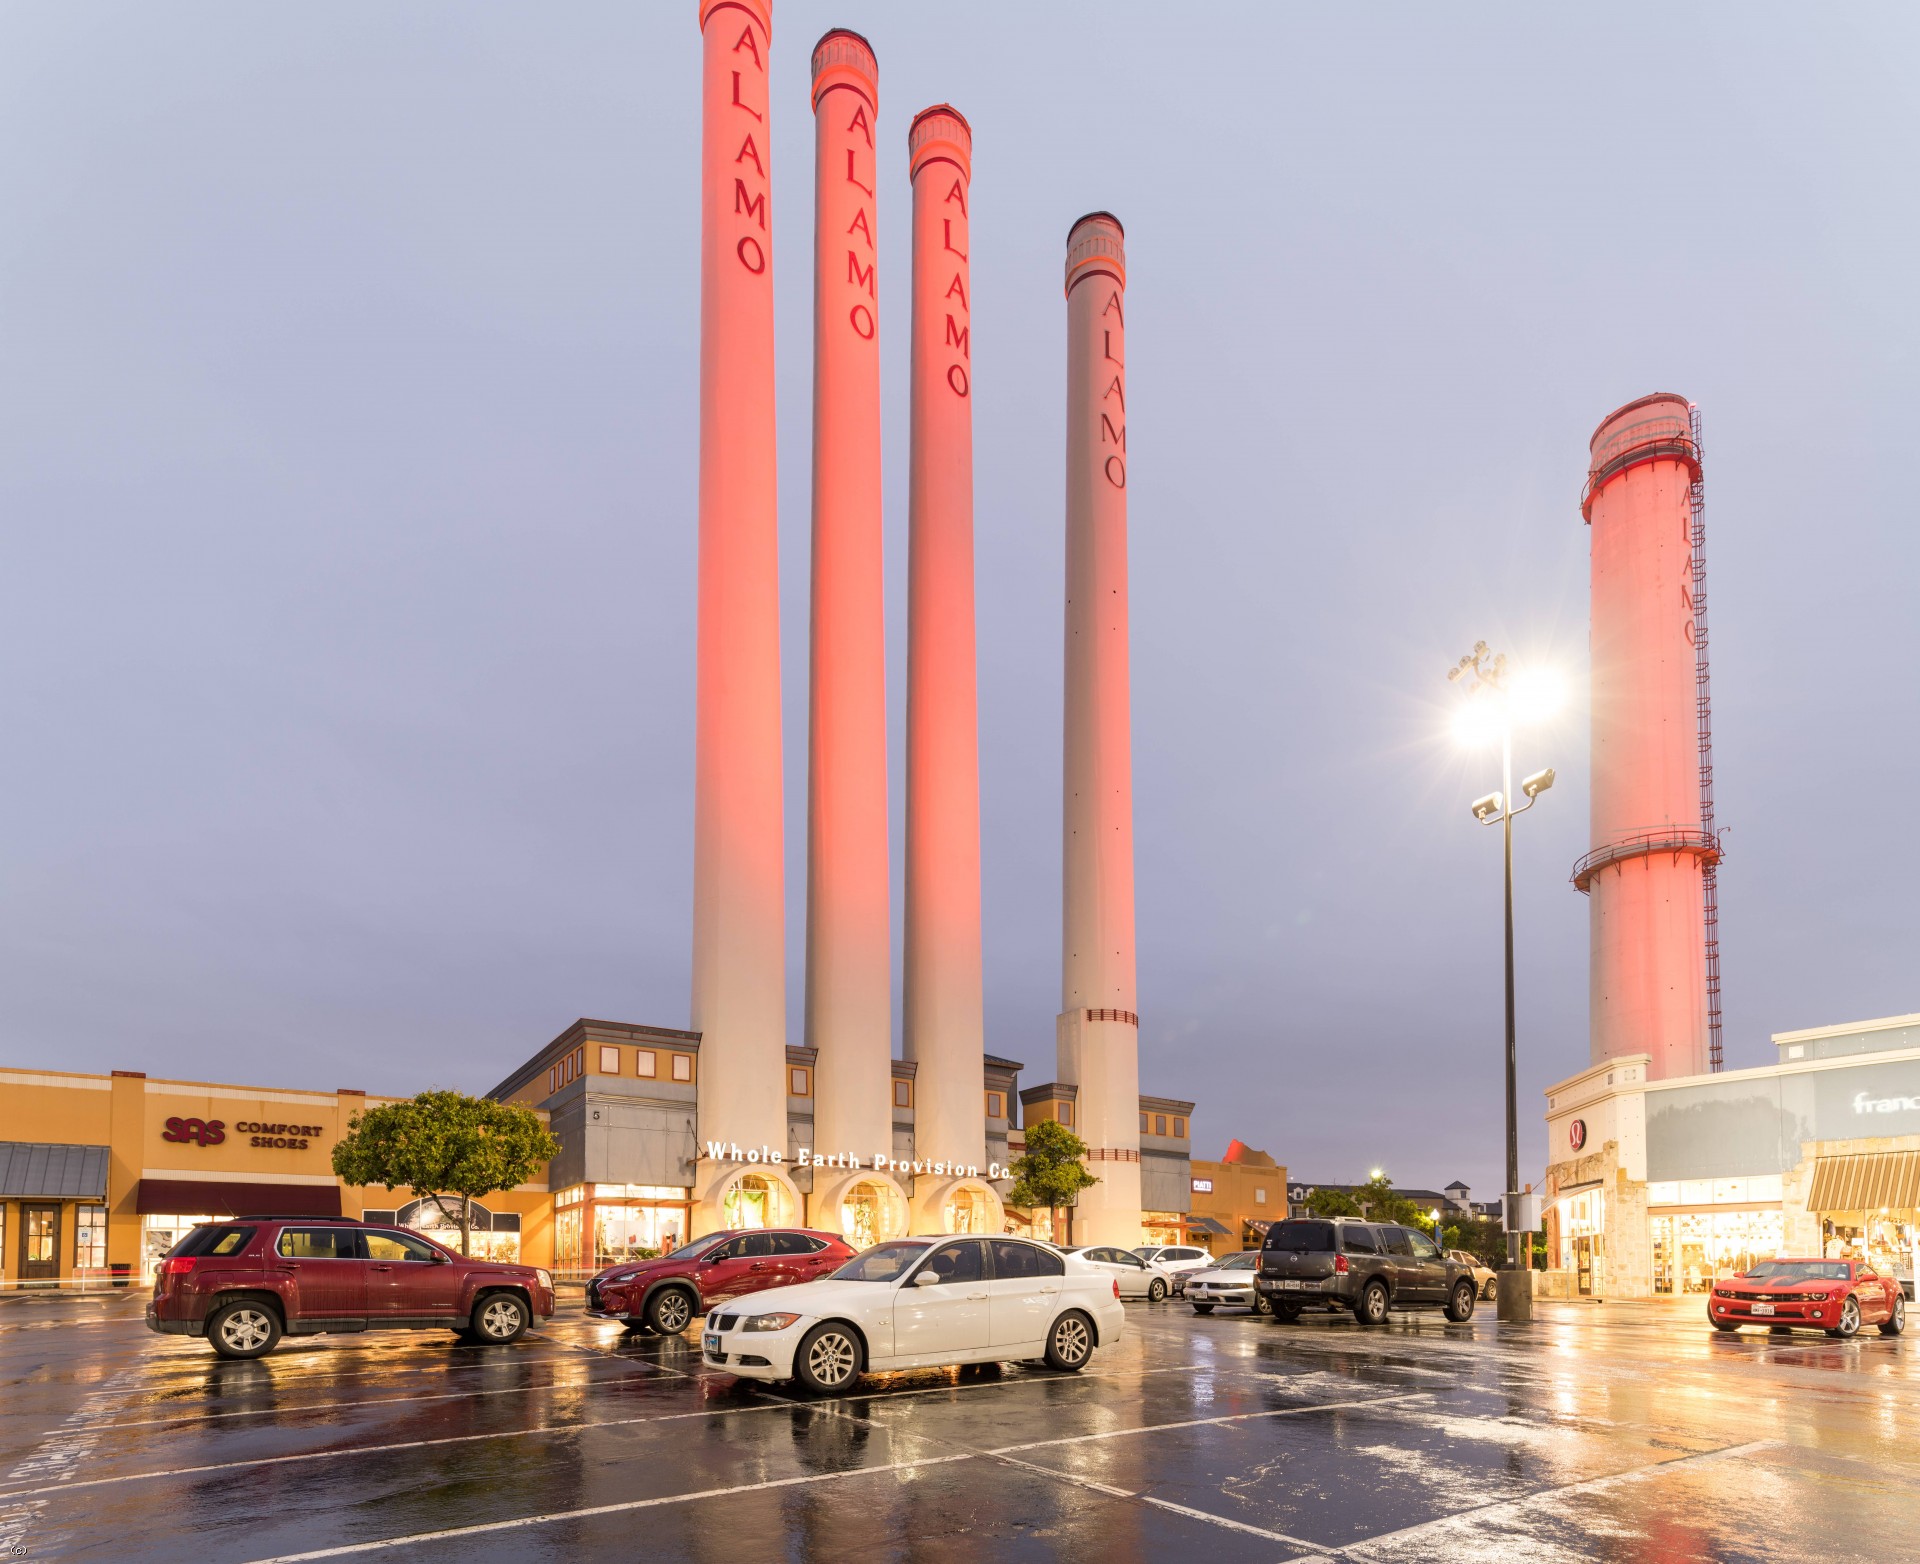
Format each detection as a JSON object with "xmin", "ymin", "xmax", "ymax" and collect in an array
[{"xmin": 1568, "ymin": 1119, "xmax": 1587, "ymax": 1152}]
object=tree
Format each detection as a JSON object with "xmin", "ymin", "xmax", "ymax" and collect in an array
[
  {"xmin": 332, "ymin": 1089, "xmax": 559, "ymax": 1255},
  {"xmin": 1006, "ymin": 1119, "xmax": 1099, "ymax": 1244}
]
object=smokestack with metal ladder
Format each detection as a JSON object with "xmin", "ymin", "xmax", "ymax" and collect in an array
[{"xmin": 1574, "ymin": 393, "xmax": 1724, "ymax": 1081}]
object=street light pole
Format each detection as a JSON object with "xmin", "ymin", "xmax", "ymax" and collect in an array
[{"xmin": 1502, "ymin": 721, "xmax": 1519, "ymax": 1270}]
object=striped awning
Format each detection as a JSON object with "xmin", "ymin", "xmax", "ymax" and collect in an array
[{"xmin": 1805, "ymin": 1152, "xmax": 1920, "ymax": 1215}]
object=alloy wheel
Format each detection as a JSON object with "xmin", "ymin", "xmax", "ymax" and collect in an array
[
  {"xmin": 220, "ymin": 1309, "xmax": 272, "ymax": 1352},
  {"xmin": 656, "ymin": 1292, "xmax": 692, "ymax": 1333},
  {"xmin": 807, "ymin": 1330, "xmax": 857, "ymax": 1387},
  {"xmin": 1838, "ymin": 1296, "xmax": 1861, "ymax": 1337},
  {"xmin": 1052, "ymin": 1315, "xmax": 1091, "ymax": 1365},
  {"xmin": 481, "ymin": 1298, "xmax": 523, "ymax": 1339}
]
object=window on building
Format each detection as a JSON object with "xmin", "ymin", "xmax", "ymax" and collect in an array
[
  {"xmin": 1139, "ymin": 1112, "xmax": 1149, "ymax": 1132},
  {"xmin": 986, "ymin": 1091, "xmax": 1004, "ymax": 1119},
  {"xmin": 1059, "ymin": 1101, "xmax": 1073, "ymax": 1127},
  {"xmin": 1172, "ymin": 1117, "xmax": 1186, "ymax": 1138},
  {"xmin": 635, "ymin": 1050, "xmax": 657, "ymax": 1079},
  {"xmin": 1255, "ymin": 1187, "xmax": 1267, "ymax": 1204},
  {"xmin": 1154, "ymin": 1114, "xmax": 1167, "ymax": 1136},
  {"xmin": 671, "ymin": 1053, "xmax": 693, "ymax": 1083},
  {"xmin": 574, "ymin": 1047, "xmax": 585, "ymax": 1077},
  {"xmin": 547, "ymin": 1066, "xmax": 557, "ymax": 1093},
  {"xmin": 894, "ymin": 1079, "xmax": 912, "ymax": 1108},
  {"xmin": 600, "ymin": 1045, "xmax": 621, "ymax": 1074},
  {"xmin": 790, "ymin": 1067, "xmax": 810, "ymax": 1096},
  {"xmin": 74, "ymin": 1206, "xmax": 108, "ymax": 1273}
]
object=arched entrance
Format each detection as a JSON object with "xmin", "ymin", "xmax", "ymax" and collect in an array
[
  {"xmin": 812, "ymin": 1169, "xmax": 910, "ymax": 1248},
  {"xmin": 910, "ymin": 1175, "xmax": 1005, "ymax": 1237},
  {"xmin": 693, "ymin": 1163, "xmax": 804, "ymax": 1236},
  {"xmin": 943, "ymin": 1184, "xmax": 991, "ymax": 1234}
]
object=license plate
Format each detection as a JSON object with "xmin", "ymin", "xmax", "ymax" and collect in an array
[
  {"xmin": 1276, "ymin": 1279, "xmax": 1302, "ymax": 1290},
  {"xmin": 1751, "ymin": 1302, "xmax": 1774, "ymax": 1316},
  {"xmin": 703, "ymin": 1333, "xmax": 722, "ymax": 1354}
]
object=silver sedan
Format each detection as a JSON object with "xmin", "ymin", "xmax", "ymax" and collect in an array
[{"xmin": 1185, "ymin": 1251, "xmax": 1271, "ymax": 1315}]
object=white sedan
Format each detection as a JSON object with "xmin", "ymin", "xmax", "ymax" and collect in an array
[
  {"xmin": 701, "ymin": 1235, "xmax": 1126, "ymax": 1393},
  {"xmin": 1132, "ymin": 1244, "xmax": 1216, "ymax": 1295},
  {"xmin": 1185, "ymin": 1251, "xmax": 1270, "ymax": 1314},
  {"xmin": 1064, "ymin": 1245, "xmax": 1175, "ymax": 1300}
]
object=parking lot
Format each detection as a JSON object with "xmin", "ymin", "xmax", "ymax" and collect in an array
[{"xmin": 2, "ymin": 1288, "xmax": 1916, "ymax": 1561}]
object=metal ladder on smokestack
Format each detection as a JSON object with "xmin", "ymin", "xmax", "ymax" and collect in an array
[{"xmin": 1688, "ymin": 405, "xmax": 1723, "ymax": 1071}]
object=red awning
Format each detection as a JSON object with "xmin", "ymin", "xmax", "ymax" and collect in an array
[{"xmin": 135, "ymin": 1180, "xmax": 342, "ymax": 1218}]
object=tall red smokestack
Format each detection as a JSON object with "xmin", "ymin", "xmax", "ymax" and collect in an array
[
  {"xmin": 1057, "ymin": 211, "xmax": 1141, "ymax": 1245},
  {"xmin": 690, "ymin": 0, "xmax": 791, "ymax": 1224},
  {"xmin": 902, "ymin": 105, "xmax": 995, "ymax": 1230},
  {"xmin": 1577, "ymin": 393, "xmax": 1716, "ymax": 1081},
  {"xmin": 804, "ymin": 30, "xmax": 899, "ymax": 1237}
]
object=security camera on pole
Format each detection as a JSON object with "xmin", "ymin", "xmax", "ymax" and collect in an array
[{"xmin": 1449, "ymin": 642, "xmax": 1560, "ymax": 1323}]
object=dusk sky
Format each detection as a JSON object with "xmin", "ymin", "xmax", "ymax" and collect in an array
[{"xmin": 3, "ymin": 3, "xmax": 1914, "ymax": 1198}]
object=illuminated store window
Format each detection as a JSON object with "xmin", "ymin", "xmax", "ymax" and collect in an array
[
  {"xmin": 593, "ymin": 1202, "xmax": 687, "ymax": 1268},
  {"xmin": 1649, "ymin": 1209, "xmax": 1784, "ymax": 1294},
  {"xmin": 74, "ymin": 1205, "xmax": 107, "ymax": 1276},
  {"xmin": 944, "ymin": 1185, "xmax": 990, "ymax": 1235},
  {"xmin": 790, "ymin": 1067, "xmax": 811, "ymax": 1096},
  {"xmin": 140, "ymin": 1214, "xmax": 216, "ymax": 1284},
  {"xmin": 894, "ymin": 1079, "xmax": 912, "ymax": 1109},
  {"xmin": 724, "ymin": 1173, "xmax": 791, "ymax": 1230},
  {"xmin": 671, "ymin": 1053, "xmax": 694, "ymax": 1083},
  {"xmin": 600, "ymin": 1046, "xmax": 621, "ymax": 1074},
  {"xmin": 635, "ymin": 1050, "xmax": 657, "ymax": 1079}
]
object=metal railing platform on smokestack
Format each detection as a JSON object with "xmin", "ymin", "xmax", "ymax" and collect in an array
[{"xmin": 1688, "ymin": 405, "xmax": 1724, "ymax": 1071}]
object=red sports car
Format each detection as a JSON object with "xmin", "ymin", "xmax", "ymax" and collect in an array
[
  {"xmin": 1708, "ymin": 1258, "xmax": 1906, "ymax": 1338},
  {"xmin": 586, "ymin": 1228, "xmax": 855, "ymax": 1335}
]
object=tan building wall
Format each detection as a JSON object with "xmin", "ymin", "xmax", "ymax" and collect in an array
[
  {"xmin": 1188, "ymin": 1147, "xmax": 1287, "ymax": 1253},
  {"xmin": 0, "ymin": 1066, "xmax": 553, "ymax": 1287}
]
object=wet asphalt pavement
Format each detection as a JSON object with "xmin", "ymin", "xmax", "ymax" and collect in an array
[{"xmin": 1, "ymin": 1290, "xmax": 1914, "ymax": 1562}]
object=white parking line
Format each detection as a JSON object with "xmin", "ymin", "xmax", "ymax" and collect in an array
[
  {"xmin": 1336, "ymin": 1438, "xmax": 1776, "ymax": 1556},
  {"xmin": 238, "ymin": 1453, "xmax": 978, "ymax": 1561},
  {"xmin": 989, "ymin": 1391, "xmax": 1430, "ymax": 1453},
  {"xmin": 0, "ymin": 1400, "xmax": 800, "ymax": 1501}
]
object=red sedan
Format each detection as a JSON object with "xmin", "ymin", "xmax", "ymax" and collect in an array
[
  {"xmin": 1708, "ymin": 1258, "xmax": 1906, "ymax": 1338},
  {"xmin": 586, "ymin": 1228, "xmax": 855, "ymax": 1335}
]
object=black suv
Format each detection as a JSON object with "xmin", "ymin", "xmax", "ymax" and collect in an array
[{"xmin": 1257, "ymin": 1217, "xmax": 1478, "ymax": 1325}]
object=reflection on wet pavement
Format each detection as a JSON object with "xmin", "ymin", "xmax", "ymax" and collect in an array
[{"xmin": 0, "ymin": 1292, "xmax": 1913, "ymax": 1561}]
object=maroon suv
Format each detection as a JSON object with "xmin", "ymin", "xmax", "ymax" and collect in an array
[
  {"xmin": 587, "ymin": 1228, "xmax": 853, "ymax": 1335},
  {"xmin": 146, "ymin": 1216, "xmax": 556, "ymax": 1359}
]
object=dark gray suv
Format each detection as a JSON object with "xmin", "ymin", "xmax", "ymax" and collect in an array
[{"xmin": 1257, "ymin": 1217, "xmax": 1478, "ymax": 1325}]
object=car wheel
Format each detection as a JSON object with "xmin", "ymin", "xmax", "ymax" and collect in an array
[
  {"xmin": 1147, "ymin": 1278, "xmax": 1168, "ymax": 1303},
  {"xmin": 473, "ymin": 1292, "xmax": 531, "ymax": 1345},
  {"xmin": 1191, "ymin": 1302, "xmax": 1215, "ymax": 1314},
  {"xmin": 1879, "ymin": 1295, "xmax": 1906, "ymax": 1337},
  {"xmin": 1826, "ymin": 1295, "xmax": 1862, "ymax": 1339},
  {"xmin": 647, "ymin": 1286, "xmax": 696, "ymax": 1336},
  {"xmin": 1354, "ymin": 1279, "xmax": 1390, "ymax": 1326},
  {"xmin": 1481, "ymin": 1279, "xmax": 1497, "ymax": 1300},
  {"xmin": 794, "ymin": 1322, "xmax": 862, "ymax": 1393},
  {"xmin": 1710, "ymin": 1319, "xmax": 1741, "ymax": 1333},
  {"xmin": 207, "ymin": 1299, "xmax": 282, "ymax": 1359},
  {"xmin": 1045, "ymin": 1310, "xmax": 1095, "ymax": 1372},
  {"xmin": 1273, "ymin": 1302, "xmax": 1301, "ymax": 1323},
  {"xmin": 1444, "ymin": 1280, "xmax": 1476, "ymax": 1323},
  {"xmin": 1251, "ymin": 1290, "xmax": 1273, "ymax": 1316}
]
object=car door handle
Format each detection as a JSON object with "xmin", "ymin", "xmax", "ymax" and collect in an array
[
  {"xmin": 273, "ymin": 1265, "xmax": 297, "ymax": 1273},
  {"xmin": 749, "ymin": 1261, "xmax": 767, "ymax": 1270},
  {"xmin": 371, "ymin": 1264, "xmax": 394, "ymax": 1272},
  {"xmin": 967, "ymin": 1291, "xmax": 988, "ymax": 1301}
]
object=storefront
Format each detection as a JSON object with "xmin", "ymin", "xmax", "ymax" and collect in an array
[
  {"xmin": 0, "ymin": 1067, "xmax": 552, "ymax": 1289},
  {"xmin": 1542, "ymin": 1013, "xmax": 1920, "ymax": 1300}
]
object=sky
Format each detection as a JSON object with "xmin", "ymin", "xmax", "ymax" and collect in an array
[{"xmin": 2, "ymin": 3, "xmax": 1916, "ymax": 1199}]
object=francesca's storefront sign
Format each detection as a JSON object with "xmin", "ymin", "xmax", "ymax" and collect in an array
[{"xmin": 702, "ymin": 1141, "xmax": 1011, "ymax": 1182}]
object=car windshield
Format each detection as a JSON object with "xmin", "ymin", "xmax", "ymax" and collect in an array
[
  {"xmin": 1264, "ymin": 1220, "xmax": 1335, "ymax": 1252},
  {"xmin": 1741, "ymin": 1260, "xmax": 1852, "ymax": 1282},
  {"xmin": 662, "ymin": 1232, "xmax": 730, "ymax": 1261},
  {"xmin": 1129, "ymin": 1246, "xmax": 1159, "ymax": 1261},
  {"xmin": 830, "ymin": 1241, "xmax": 931, "ymax": 1282},
  {"xmin": 1212, "ymin": 1253, "xmax": 1257, "ymax": 1271}
]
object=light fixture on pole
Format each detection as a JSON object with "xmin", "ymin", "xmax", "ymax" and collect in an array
[{"xmin": 1449, "ymin": 641, "xmax": 1558, "ymax": 1324}]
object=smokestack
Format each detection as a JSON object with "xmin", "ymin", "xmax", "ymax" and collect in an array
[
  {"xmin": 1057, "ymin": 211, "xmax": 1142, "ymax": 1245},
  {"xmin": 1578, "ymin": 393, "xmax": 1715, "ymax": 1081},
  {"xmin": 690, "ymin": 0, "xmax": 790, "ymax": 1223},
  {"xmin": 902, "ymin": 105, "xmax": 993, "ymax": 1228},
  {"xmin": 804, "ymin": 30, "xmax": 899, "ymax": 1237}
]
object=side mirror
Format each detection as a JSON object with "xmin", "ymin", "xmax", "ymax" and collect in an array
[
  {"xmin": 912, "ymin": 1270, "xmax": 941, "ymax": 1287},
  {"xmin": 431, "ymin": 1252, "xmax": 451, "ymax": 1264},
  {"xmin": 702, "ymin": 1252, "xmax": 725, "ymax": 1264}
]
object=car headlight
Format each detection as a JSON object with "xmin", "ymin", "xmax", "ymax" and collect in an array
[
  {"xmin": 536, "ymin": 1270, "xmax": 553, "ymax": 1289},
  {"xmin": 743, "ymin": 1312, "xmax": 801, "ymax": 1332},
  {"xmin": 1804, "ymin": 1292, "xmax": 1827, "ymax": 1302}
]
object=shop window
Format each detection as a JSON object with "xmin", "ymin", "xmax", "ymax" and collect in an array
[
  {"xmin": 1173, "ymin": 1117, "xmax": 1186, "ymax": 1138},
  {"xmin": 74, "ymin": 1205, "xmax": 107, "ymax": 1274},
  {"xmin": 790, "ymin": 1067, "xmax": 811, "ymax": 1097},
  {"xmin": 894, "ymin": 1079, "xmax": 912, "ymax": 1109},
  {"xmin": 986, "ymin": 1091, "xmax": 1004, "ymax": 1120},
  {"xmin": 594, "ymin": 1202, "xmax": 690, "ymax": 1267},
  {"xmin": 671, "ymin": 1053, "xmax": 693, "ymax": 1083},
  {"xmin": 600, "ymin": 1045, "xmax": 621, "ymax": 1075},
  {"xmin": 635, "ymin": 1049, "xmax": 657, "ymax": 1079},
  {"xmin": 1154, "ymin": 1114, "xmax": 1167, "ymax": 1136}
]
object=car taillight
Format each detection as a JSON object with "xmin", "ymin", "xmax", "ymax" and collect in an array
[
  {"xmin": 159, "ymin": 1257, "xmax": 195, "ymax": 1278},
  {"xmin": 1113, "ymin": 1279, "xmax": 1121, "ymax": 1300},
  {"xmin": 1334, "ymin": 1254, "xmax": 1348, "ymax": 1274}
]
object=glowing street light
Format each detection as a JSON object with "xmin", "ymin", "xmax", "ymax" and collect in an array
[{"xmin": 1448, "ymin": 641, "xmax": 1558, "ymax": 1322}]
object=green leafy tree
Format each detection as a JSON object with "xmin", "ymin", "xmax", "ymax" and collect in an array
[
  {"xmin": 1007, "ymin": 1118, "xmax": 1099, "ymax": 1244},
  {"xmin": 1307, "ymin": 1173, "xmax": 1423, "ymax": 1226},
  {"xmin": 332, "ymin": 1089, "xmax": 559, "ymax": 1256}
]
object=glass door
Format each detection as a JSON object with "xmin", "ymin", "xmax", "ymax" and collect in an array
[{"xmin": 22, "ymin": 1204, "xmax": 60, "ymax": 1281}]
